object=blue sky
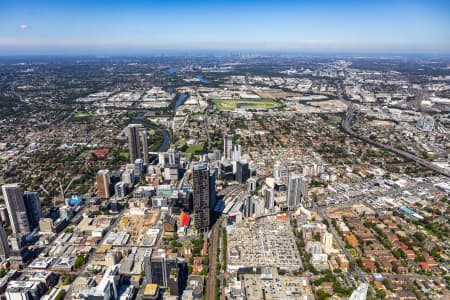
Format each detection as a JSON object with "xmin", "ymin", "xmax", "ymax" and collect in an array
[{"xmin": 0, "ymin": 0, "xmax": 449, "ymax": 54}]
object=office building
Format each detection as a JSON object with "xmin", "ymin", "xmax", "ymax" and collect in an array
[
  {"xmin": 236, "ymin": 161, "xmax": 250, "ymax": 184},
  {"xmin": 59, "ymin": 206, "xmax": 74, "ymax": 222},
  {"xmin": 140, "ymin": 128, "xmax": 149, "ymax": 164},
  {"xmin": 286, "ymin": 174, "xmax": 302, "ymax": 208},
  {"xmin": 2, "ymin": 184, "xmax": 31, "ymax": 235},
  {"xmin": 126, "ymin": 124, "xmax": 141, "ymax": 164},
  {"xmin": 118, "ymin": 285, "xmax": 135, "ymax": 300},
  {"xmin": 223, "ymin": 134, "xmax": 233, "ymax": 160},
  {"xmin": 0, "ymin": 221, "xmax": 10, "ymax": 260},
  {"xmin": 23, "ymin": 192, "xmax": 42, "ymax": 230},
  {"xmin": 121, "ymin": 169, "xmax": 135, "ymax": 186},
  {"xmin": 110, "ymin": 170, "xmax": 123, "ymax": 186},
  {"xmin": 159, "ymin": 150, "xmax": 181, "ymax": 168},
  {"xmin": 183, "ymin": 275, "xmax": 204, "ymax": 300},
  {"xmin": 125, "ymin": 124, "xmax": 149, "ymax": 164},
  {"xmin": 273, "ymin": 161, "xmax": 288, "ymax": 181},
  {"xmin": 168, "ymin": 268, "xmax": 181, "ymax": 296},
  {"xmin": 243, "ymin": 195, "xmax": 253, "ymax": 218},
  {"xmin": 134, "ymin": 158, "xmax": 144, "ymax": 177},
  {"xmin": 220, "ymin": 161, "xmax": 234, "ymax": 181},
  {"xmin": 302, "ymin": 163, "xmax": 323, "ymax": 177},
  {"xmin": 143, "ymin": 284, "xmax": 160, "ymax": 300},
  {"xmin": 300, "ymin": 177, "xmax": 309, "ymax": 206},
  {"xmin": 253, "ymin": 198, "xmax": 265, "ymax": 217},
  {"xmin": 322, "ymin": 232, "xmax": 333, "ymax": 254},
  {"xmin": 39, "ymin": 218, "xmax": 55, "ymax": 234},
  {"xmin": 213, "ymin": 150, "xmax": 221, "ymax": 161},
  {"xmin": 9, "ymin": 235, "xmax": 24, "ymax": 252},
  {"xmin": 263, "ymin": 185, "xmax": 274, "ymax": 210},
  {"xmin": 145, "ymin": 249, "xmax": 179, "ymax": 287},
  {"xmin": 0, "ymin": 205, "xmax": 9, "ymax": 225},
  {"xmin": 80, "ymin": 264, "xmax": 120, "ymax": 300},
  {"xmin": 96, "ymin": 170, "xmax": 111, "ymax": 199},
  {"xmin": 114, "ymin": 182, "xmax": 127, "ymax": 199},
  {"xmin": 247, "ymin": 177, "xmax": 257, "ymax": 192},
  {"xmin": 192, "ymin": 164, "xmax": 210, "ymax": 232},
  {"xmin": 209, "ymin": 169, "xmax": 217, "ymax": 212},
  {"xmin": 231, "ymin": 144, "xmax": 241, "ymax": 161},
  {"xmin": 167, "ymin": 149, "xmax": 176, "ymax": 165},
  {"xmin": 143, "ymin": 249, "xmax": 153, "ymax": 284},
  {"xmin": 164, "ymin": 166, "xmax": 179, "ymax": 182},
  {"xmin": 5, "ymin": 280, "xmax": 45, "ymax": 300},
  {"xmin": 110, "ymin": 200, "xmax": 120, "ymax": 214}
]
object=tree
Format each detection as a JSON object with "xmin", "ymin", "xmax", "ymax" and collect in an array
[
  {"xmin": 313, "ymin": 233, "xmax": 321, "ymax": 241},
  {"xmin": 61, "ymin": 273, "xmax": 75, "ymax": 285},
  {"xmin": 376, "ymin": 288, "xmax": 387, "ymax": 299},
  {"xmin": 53, "ymin": 290, "xmax": 66, "ymax": 300},
  {"xmin": 63, "ymin": 227, "xmax": 74, "ymax": 233},
  {"xmin": 277, "ymin": 268, "xmax": 287, "ymax": 275},
  {"xmin": 316, "ymin": 289, "xmax": 331, "ymax": 300},
  {"xmin": 74, "ymin": 255, "xmax": 86, "ymax": 269}
]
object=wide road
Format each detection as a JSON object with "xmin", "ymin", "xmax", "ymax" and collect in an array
[
  {"xmin": 316, "ymin": 208, "xmax": 367, "ymax": 283},
  {"xmin": 336, "ymin": 83, "xmax": 450, "ymax": 178},
  {"xmin": 65, "ymin": 211, "xmax": 124, "ymax": 299}
]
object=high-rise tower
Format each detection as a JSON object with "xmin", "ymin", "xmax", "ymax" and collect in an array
[
  {"xmin": 1, "ymin": 184, "xmax": 30, "ymax": 235},
  {"xmin": 23, "ymin": 191, "xmax": 42, "ymax": 230},
  {"xmin": 96, "ymin": 170, "xmax": 111, "ymax": 199},
  {"xmin": 140, "ymin": 127, "xmax": 149, "ymax": 164},
  {"xmin": 125, "ymin": 124, "xmax": 149, "ymax": 164},
  {"xmin": 286, "ymin": 174, "xmax": 302, "ymax": 208},
  {"xmin": 223, "ymin": 134, "xmax": 233, "ymax": 161},
  {"xmin": 0, "ymin": 221, "xmax": 10, "ymax": 260},
  {"xmin": 192, "ymin": 164, "xmax": 210, "ymax": 232}
]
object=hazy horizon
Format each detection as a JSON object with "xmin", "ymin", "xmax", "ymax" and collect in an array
[{"xmin": 1, "ymin": 0, "xmax": 449, "ymax": 55}]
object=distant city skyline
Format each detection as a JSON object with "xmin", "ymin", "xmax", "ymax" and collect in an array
[{"xmin": 0, "ymin": 0, "xmax": 449, "ymax": 55}]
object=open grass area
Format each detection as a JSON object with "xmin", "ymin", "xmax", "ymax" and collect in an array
[
  {"xmin": 148, "ymin": 130, "xmax": 164, "ymax": 152},
  {"xmin": 79, "ymin": 151, "xmax": 90, "ymax": 158},
  {"xmin": 119, "ymin": 151, "xmax": 129, "ymax": 160},
  {"xmin": 73, "ymin": 111, "xmax": 94, "ymax": 119},
  {"xmin": 212, "ymin": 98, "xmax": 281, "ymax": 110},
  {"xmin": 186, "ymin": 144, "xmax": 204, "ymax": 154}
]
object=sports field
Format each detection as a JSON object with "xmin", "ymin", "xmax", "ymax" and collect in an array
[{"xmin": 212, "ymin": 99, "xmax": 281, "ymax": 110}]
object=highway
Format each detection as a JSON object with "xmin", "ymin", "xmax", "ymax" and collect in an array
[{"xmin": 336, "ymin": 83, "xmax": 450, "ymax": 178}]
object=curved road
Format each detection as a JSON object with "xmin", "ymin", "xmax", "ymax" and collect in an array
[{"xmin": 337, "ymin": 84, "xmax": 450, "ymax": 178}]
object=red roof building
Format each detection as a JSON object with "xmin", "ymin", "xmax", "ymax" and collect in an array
[{"xmin": 94, "ymin": 148, "xmax": 110, "ymax": 158}]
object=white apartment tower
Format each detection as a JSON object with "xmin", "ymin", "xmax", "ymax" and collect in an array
[{"xmin": 223, "ymin": 134, "xmax": 233, "ymax": 160}]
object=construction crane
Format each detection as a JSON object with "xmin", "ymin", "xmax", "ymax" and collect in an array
[
  {"xmin": 39, "ymin": 176, "xmax": 80, "ymax": 207},
  {"xmin": 39, "ymin": 185, "xmax": 50, "ymax": 196},
  {"xmin": 58, "ymin": 176, "xmax": 80, "ymax": 206},
  {"xmin": 39, "ymin": 184, "xmax": 57, "ymax": 207}
]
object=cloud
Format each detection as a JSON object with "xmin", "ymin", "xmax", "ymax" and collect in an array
[{"xmin": 18, "ymin": 24, "xmax": 31, "ymax": 30}]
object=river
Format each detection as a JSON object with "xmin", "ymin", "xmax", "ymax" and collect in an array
[
  {"xmin": 133, "ymin": 111, "xmax": 170, "ymax": 152},
  {"xmin": 174, "ymin": 93, "xmax": 189, "ymax": 109},
  {"xmin": 195, "ymin": 75, "xmax": 210, "ymax": 84}
]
